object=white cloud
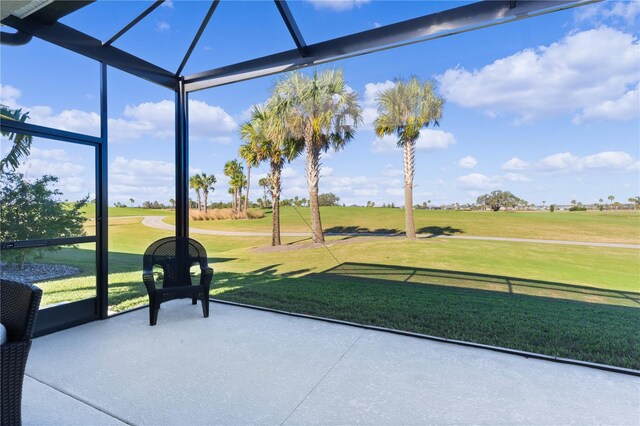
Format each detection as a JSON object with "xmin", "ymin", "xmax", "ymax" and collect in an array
[
  {"xmin": 510, "ymin": 151, "xmax": 639, "ymax": 174},
  {"xmin": 307, "ymin": 0, "xmax": 371, "ymax": 12},
  {"xmin": 110, "ymin": 157, "xmax": 174, "ymax": 204},
  {"xmin": 161, "ymin": 0, "xmax": 174, "ymax": 8},
  {"xmin": 385, "ymin": 188, "xmax": 404, "ymax": 197},
  {"xmin": 539, "ymin": 152, "xmax": 581, "ymax": 171},
  {"xmin": 382, "ymin": 164, "xmax": 403, "ymax": 177},
  {"xmin": 371, "ymin": 135, "xmax": 399, "ymax": 153},
  {"xmin": 455, "ymin": 173, "xmax": 501, "ymax": 190},
  {"xmin": 354, "ymin": 188, "xmax": 378, "ymax": 197},
  {"xmin": 573, "ymin": 83, "xmax": 640, "ymax": 123},
  {"xmin": 372, "ymin": 129, "xmax": 456, "ymax": 153},
  {"xmin": 156, "ymin": 21, "xmax": 170, "ymax": 32},
  {"xmin": 28, "ymin": 147, "xmax": 68, "ymax": 161},
  {"xmin": 504, "ymin": 173, "xmax": 531, "ymax": 183},
  {"xmin": 32, "ymin": 107, "xmax": 101, "ymax": 136},
  {"xmin": 416, "ymin": 130, "xmax": 456, "ymax": 150},
  {"xmin": 575, "ymin": 2, "xmax": 640, "ymax": 25},
  {"xmin": 0, "ymin": 84, "xmax": 21, "ymax": 107},
  {"xmin": 321, "ymin": 166, "xmax": 333, "ymax": 177},
  {"xmin": 16, "ymin": 148, "xmax": 88, "ymax": 199},
  {"xmin": 502, "ymin": 157, "xmax": 529, "ymax": 171},
  {"xmin": 438, "ymin": 27, "xmax": 640, "ymax": 123},
  {"xmin": 361, "ymin": 80, "xmax": 395, "ymax": 129},
  {"xmin": 282, "ymin": 167, "xmax": 298, "ymax": 178},
  {"xmin": 1, "ymin": 87, "xmax": 236, "ymax": 143},
  {"xmin": 457, "ymin": 155, "xmax": 477, "ymax": 169},
  {"xmin": 110, "ymin": 99, "xmax": 236, "ymax": 143}
]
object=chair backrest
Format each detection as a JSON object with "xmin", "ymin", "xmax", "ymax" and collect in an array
[
  {"xmin": 0, "ymin": 280, "xmax": 42, "ymax": 342},
  {"xmin": 143, "ymin": 237, "xmax": 209, "ymax": 288}
]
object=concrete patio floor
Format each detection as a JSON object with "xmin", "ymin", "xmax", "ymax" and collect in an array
[{"xmin": 24, "ymin": 301, "xmax": 639, "ymax": 425}]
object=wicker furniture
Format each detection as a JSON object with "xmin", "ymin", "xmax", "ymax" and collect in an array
[
  {"xmin": 142, "ymin": 237, "xmax": 213, "ymax": 326},
  {"xmin": 1, "ymin": 279, "xmax": 42, "ymax": 426}
]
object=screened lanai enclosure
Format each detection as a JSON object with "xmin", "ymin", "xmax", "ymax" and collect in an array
[{"xmin": 2, "ymin": 0, "xmax": 639, "ymax": 379}]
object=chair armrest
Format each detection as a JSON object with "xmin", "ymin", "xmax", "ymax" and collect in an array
[{"xmin": 142, "ymin": 270, "xmax": 156, "ymax": 294}]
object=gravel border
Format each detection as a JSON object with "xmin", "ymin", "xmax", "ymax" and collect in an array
[{"xmin": 0, "ymin": 262, "xmax": 81, "ymax": 283}]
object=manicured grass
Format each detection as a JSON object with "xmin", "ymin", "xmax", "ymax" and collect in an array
[
  {"xmin": 82, "ymin": 204, "xmax": 174, "ymax": 218},
  {"xmin": 211, "ymin": 268, "xmax": 640, "ymax": 369},
  {"xmin": 24, "ymin": 217, "xmax": 640, "ymax": 369},
  {"xmin": 163, "ymin": 207, "xmax": 640, "ymax": 244}
]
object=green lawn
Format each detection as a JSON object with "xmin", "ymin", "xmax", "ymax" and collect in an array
[
  {"xmin": 27, "ymin": 214, "xmax": 640, "ymax": 369},
  {"xmin": 162, "ymin": 207, "xmax": 640, "ymax": 244},
  {"xmin": 82, "ymin": 204, "xmax": 174, "ymax": 218}
]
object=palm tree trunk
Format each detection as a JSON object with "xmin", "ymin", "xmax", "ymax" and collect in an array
[
  {"xmin": 306, "ymin": 142, "xmax": 324, "ymax": 243},
  {"xmin": 233, "ymin": 187, "xmax": 237, "ymax": 213},
  {"xmin": 271, "ymin": 161, "xmax": 282, "ymax": 246},
  {"xmin": 203, "ymin": 190, "xmax": 208, "ymax": 214},
  {"xmin": 244, "ymin": 164, "xmax": 251, "ymax": 213},
  {"xmin": 196, "ymin": 191, "xmax": 202, "ymax": 212},
  {"xmin": 403, "ymin": 141, "xmax": 416, "ymax": 239}
]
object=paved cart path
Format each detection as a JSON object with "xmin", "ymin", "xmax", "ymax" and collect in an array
[{"xmin": 136, "ymin": 216, "xmax": 640, "ymax": 249}]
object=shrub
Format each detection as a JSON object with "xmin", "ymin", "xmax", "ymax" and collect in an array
[
  {"xmin": 550, "ymin": 204, "xmax": 555, "ymax": 212},
  {"xmin": 0, "ymin": 172, "xmax": 88, "ymax": 267},
  {"xmin": 189, "ymin": 208, "xmax": 265, "ymax": 221},
  {"xmin": 569, "ymin": 206, "xmax": 587, "ymax": 211}
]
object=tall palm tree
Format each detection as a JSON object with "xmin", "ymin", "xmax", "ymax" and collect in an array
[
  {"xmin": 374, "ymin": 77, "xmax": 444, "ymax": 239},
  {"xmin": 270, "ymin": 69, "xmax": 362, "ymax": 243},
  {"xmin": 0, "ymin": 105, "xmax": 33, "ymax": 172},
  {"xmin": 240, "ymin": 105, "xmax": 303, "ymax": 246},
  {"xmin": 189, "ymin": 175, "xmax": 203, "ymax": 211},
  {"xmin": 200, "ymin": 173, "xmax": 216, "ymax": 213},
  {"xmin": 239, "ymin": 141, "xmax": 260, "ymax": 213}
]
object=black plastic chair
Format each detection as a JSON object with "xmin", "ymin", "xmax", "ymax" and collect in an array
[
  {"xmin": 1, "ymin": 279, "xmax": 42, "ymax": 426},
  {"xmin": 142, "ymin": 237, "xmax": 213, "ymax": 326}
]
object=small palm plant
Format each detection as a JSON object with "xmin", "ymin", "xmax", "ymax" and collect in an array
[
  {"xmin": 189, "ymin": 175, "xmax": 204, "ymax": 211},
  {"xmin": 224, "ymin": 160, "xmax": 244, "ymax": 213},
  {"xmin": 374, "ymin": 77, "xmax": 445, "ymax": 239},
  {"xmin": 200, "ymin": 173, "xmax": 216, "ymax": 213}
]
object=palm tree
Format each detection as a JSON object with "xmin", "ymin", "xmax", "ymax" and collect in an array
[
  {"xmin": 239, "ymin": 141, "xmax": 260, "ymax": 213},
  {"xmin": 189, "ymin": 175, "xmax": 203, "ymax": 211},
  {"xmin": 224, "ymin": 160, "xmax": 244, "ymax": 213},
  {"xmin": 270, "ymin": 69, "xmax": 362, "ymax": 243},
  {"xmin": 240, "ymin": 105, "xmax": 303, "ymax": 245},
  {"xmin": 374, "ymin": 77, "xmax": 444, "ymax": 239},
  {"xmin": 200, "ymin": 173, "xmax": 216, "ymax": 213},
  {"xmin": 0, "ymin": 105, "xmax": 33, "ymax": 172},
  {"xmin": 169, "ymin": 198, "xmax": 175, "ymax": 209},
  {"xmin": 258, "ymin": 177, "xmax": 271, "ymax": 208},
  {"xmin": 129, "ymin": 198, "xmax": 135, "ymax": 207}
]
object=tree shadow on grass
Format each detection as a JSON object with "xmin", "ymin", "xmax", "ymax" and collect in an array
[
  {"xmin": 322, "ymin": 263, "xmax": 639, "ymax": 306},
  {"xmin": 416, "ymin": 226, "xmax": 464, "ymax": 236},
  {"xmin": 213, "ymin": 262, "xmax": 640, "ymax": 369},
  {"xmin": 324, "ymin": 226, "xmax": 401, "ymax": 235}
]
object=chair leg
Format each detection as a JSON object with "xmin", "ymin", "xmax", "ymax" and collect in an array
[
  {"xmin": 192, "ymin": 297, "xmax": 197, "ymax": 305},
  {"xmin": 201, "ymin": 293, "xmax": 209, "ymax": 318},
  {"xmin": 149, "ymin": 294, "xmax": 159, "ymax": 326}
]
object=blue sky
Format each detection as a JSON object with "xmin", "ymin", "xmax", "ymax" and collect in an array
[{"xmin": 1, "ymin": 0, "xmax": 638, "ymax": 207}]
